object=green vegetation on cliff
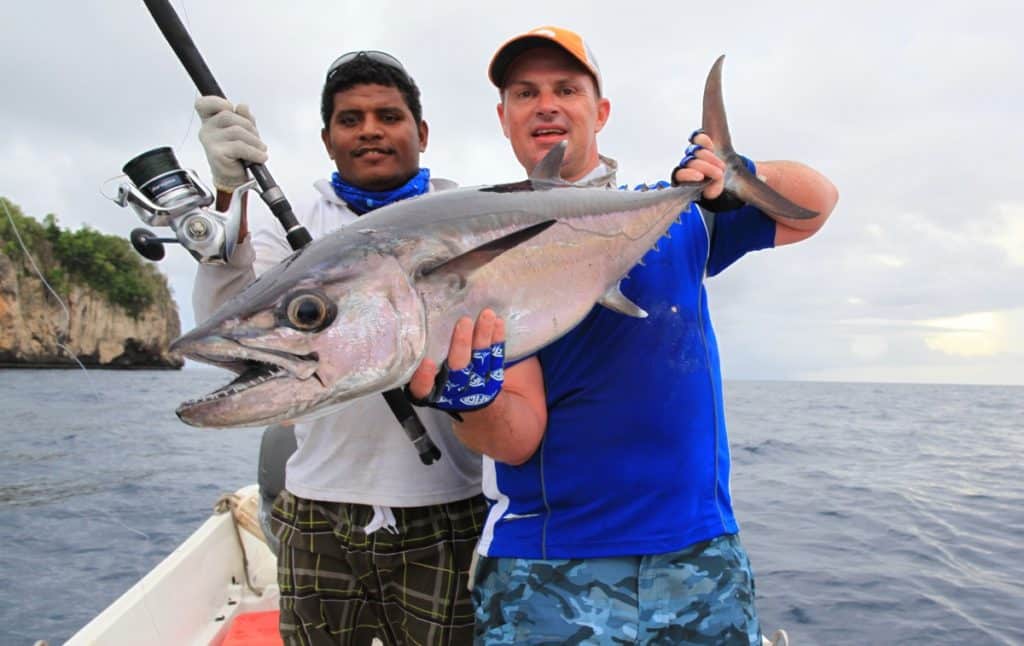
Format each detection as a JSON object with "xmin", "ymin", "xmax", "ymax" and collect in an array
[{"xmin": 0, "ymin": 197, "xmax": 169, "ymax": 317}]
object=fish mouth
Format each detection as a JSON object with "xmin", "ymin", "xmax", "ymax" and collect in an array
[
  {"xmin": 176, "ymin": 336, "xmax": 320, "ymax": 380},
  {"xmin": 178, "ymin": 360, "xmax": 291, "ymax": 409},
  {"xmin": 175, "ymin": 337, "xmax": 324, "ymax": 423}
]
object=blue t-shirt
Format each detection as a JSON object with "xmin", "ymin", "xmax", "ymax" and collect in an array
[{"xmin": 478, "ymin": 194, "xmax": 776, "ymax": 559}]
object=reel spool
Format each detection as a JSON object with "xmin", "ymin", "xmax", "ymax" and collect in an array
[{"xmin": 115, "ymin": 147, "xmax": 248, "ymax": 264}]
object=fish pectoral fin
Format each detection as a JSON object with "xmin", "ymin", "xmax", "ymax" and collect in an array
[
  {"xmin": 421, "ymin": 220, "xmax": 557, "ymax": 279},
  {"xmin": 528, "ymin": 141, "xmax": 571, "ymax": 190},
  {"xmin": 598, "ymin": 282, "xmax": 647, "ymax": 318}
]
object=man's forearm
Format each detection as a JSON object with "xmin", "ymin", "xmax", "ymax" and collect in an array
[
  {"xmin": 757, "ymin": 160, "xmax": 839, "ymax": 242},
  {"xmin": 454, "ymin": 393, "xmax": 544, "ymax": 466}
]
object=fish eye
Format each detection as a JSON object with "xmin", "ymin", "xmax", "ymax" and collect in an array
[{"xmin": 283, "ymin": 291, "xmax": 335, "ymax": 331}]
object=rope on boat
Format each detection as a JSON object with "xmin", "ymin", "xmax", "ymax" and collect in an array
[{"xmin": 214, "ymin": 492, "xmax": 266, "ymax": 595}]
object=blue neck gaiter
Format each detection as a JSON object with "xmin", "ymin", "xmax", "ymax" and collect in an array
[{"xmin": 330, "ymin": 168, "xmax": 431, "ymax": 215}]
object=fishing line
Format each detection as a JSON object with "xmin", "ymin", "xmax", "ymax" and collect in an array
[
  {"xmin": 93, "ymin": 4, "xmax": 198, "ymax": 635},
  {"xmin": 13, "ymin": 2, "xmax": 225, "ymax": 639},
  {"xmin": 3, "ymin": 194, "xmax": 158, "ymax": 557},
  {"xmin": 91, "ymin": 5, "xmax": 211, "ymax": 642},
  {"xmin": 0, "ymin": 202, "xmax": 156, "ymax": 553},
  {"xmin": 99, "ymin": 174, "xmax": 127, "ymax": 202},
  {"xmin": 5, "ymin": 172, "xmax": 169, "ymax": 643},
  {"xmin": 0, "ymin": 199, "xmax": 96, "ymax": 390},
  {"xmin": 178, "ymin": 102, "xmax": 198, "ymax": 150},
  {"xmin": 93, "ymin": 505, "xmax": 154, "ymax": 542},
  {"xmin": 176, "ymin": 0, "xmax": 197, "ymax": 150},
  {"xmin": 0, "ymin": 201, "xmax": 159, "ymax": 646},
  {"xmin": 59, "ymin": 3, "xmax": 269, "ymax": 638}
]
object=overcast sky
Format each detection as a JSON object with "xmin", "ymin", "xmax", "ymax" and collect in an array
[{"xmin": 2, "ymin": 0, "xmax": 1021, "ymax": 385}]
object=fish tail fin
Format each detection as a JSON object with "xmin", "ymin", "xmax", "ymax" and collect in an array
[{"xmin": 703, "ymin": 55, "xmax": 818, "ymax": 220}]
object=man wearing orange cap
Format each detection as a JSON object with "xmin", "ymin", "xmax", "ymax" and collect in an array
[{"xmin": 410, "ymin": 25, "xmax": 838, "ymax": 645}]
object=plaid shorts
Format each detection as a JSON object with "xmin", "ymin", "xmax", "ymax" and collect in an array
[
  {"xmin": 473, "ymin": 533, "xmax": 760, "ymax": 645},
  {"xmin": 271, "ymin": 490, "xmax": 488, "ymax": 646}
]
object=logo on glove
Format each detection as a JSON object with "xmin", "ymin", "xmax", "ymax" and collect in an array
[{"xmin": 410, "ymin": 341, "xmax": 506, "ymax": 419}]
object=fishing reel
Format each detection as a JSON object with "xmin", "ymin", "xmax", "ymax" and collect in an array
[{"xmin": 115, "ymin": 146, "xmax": 250, "ymax": 264}]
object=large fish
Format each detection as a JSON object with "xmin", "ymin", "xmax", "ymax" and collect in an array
[{"xmin": 172, "ymin": 55, "xmax": 816, "ymax": 427}]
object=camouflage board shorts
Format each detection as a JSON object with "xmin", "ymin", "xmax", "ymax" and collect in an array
[
  {"xmin": 472, "ymin": 533, "xmax": 760, "ymax": 645},
  {"xmin": 271, "ymin": 490, "xmax": 488, "ymax": 646}
]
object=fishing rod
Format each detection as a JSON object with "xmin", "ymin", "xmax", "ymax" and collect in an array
[
  {"xmin": 140, "ymin": 0, "xmax": 311, "ymax": 253},
  {"xmin": 121, "ymin": 0, "xmax": 440, "ymax": 464}
]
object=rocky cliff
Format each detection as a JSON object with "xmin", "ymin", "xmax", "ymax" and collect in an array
[{"xmin": 0, "ymin": 250, "xmax": 183, "ymax": 369}]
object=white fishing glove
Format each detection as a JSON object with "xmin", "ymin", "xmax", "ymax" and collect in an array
[{"xmin": 195, "ymin": 96, "xmax": 268, "ymax": 193}]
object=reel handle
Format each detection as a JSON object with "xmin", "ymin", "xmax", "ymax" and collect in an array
[{"xmin": 130, "ymin": 227, "xmax": 175, "ymax": 262}]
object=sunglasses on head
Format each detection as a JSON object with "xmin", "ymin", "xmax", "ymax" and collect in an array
[{"xmin": 326, "ymin": 50, "xmax": 408, "ymax": 80}]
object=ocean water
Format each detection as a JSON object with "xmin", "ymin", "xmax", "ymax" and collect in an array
[{"xmin": 0, "ymin": 371, "xmax": 1021, "ymax": 645}]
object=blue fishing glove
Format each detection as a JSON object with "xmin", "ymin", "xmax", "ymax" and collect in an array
[
  {"xmin": 408, "ymin": 342, "xmax": 506, "ymax": 420},
  {"xmin": 671, "ymin": 127, "xmax": 755, "ymax": 212}
]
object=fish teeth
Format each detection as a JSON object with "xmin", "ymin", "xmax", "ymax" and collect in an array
[{"xmin": 183, "ymin": 363, "xmax": 286, "ymax": 406}]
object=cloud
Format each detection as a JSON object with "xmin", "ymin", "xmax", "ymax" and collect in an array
[
  {"xmin": 977, "ymin": 202, "xmax": 1024, "ymax": 267},
  {"xmin": 2, "ymin": 0, "xmax": 1021, "ymax": 384},
  {"xmin": 921, "ymin": 310, "xmax": 1020, "ymax": 358}
]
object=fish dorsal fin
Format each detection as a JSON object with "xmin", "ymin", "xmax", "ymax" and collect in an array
[
  {"xmin": 598, "ymin": 282, "xmax": 647, "ymax": 318},
  {"xmin": 529, "ymin": 141, "xmax": 570, "ymax": 190},
  {"xmin": 421, "ymin": 220, "xmax": 557, "ymax": 280}
]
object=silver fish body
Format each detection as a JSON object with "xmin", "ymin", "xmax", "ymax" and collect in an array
[{"xmin": 172, "ymin": 175, "xmax": 703, "ymax": 427}]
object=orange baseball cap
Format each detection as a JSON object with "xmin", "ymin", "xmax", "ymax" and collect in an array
[{"xmin": 488, "ymin": 26, "xmax": 602, "ymax": 93}]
